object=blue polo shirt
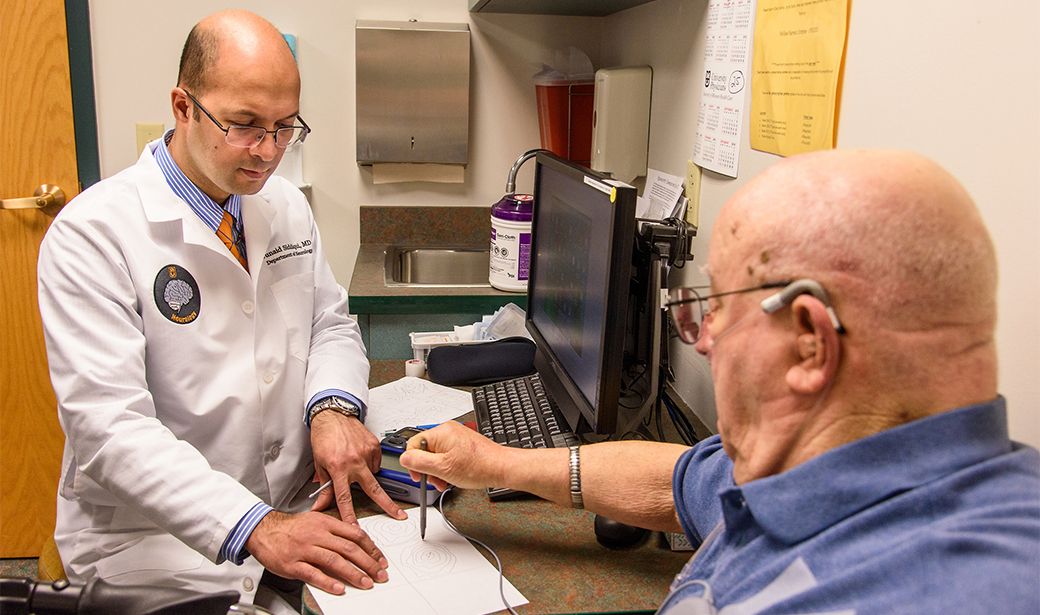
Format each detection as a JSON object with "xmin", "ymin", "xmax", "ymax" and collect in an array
[{"xmin": 663, "ymin": 397, "xmax": 1040, "ymax": 614}]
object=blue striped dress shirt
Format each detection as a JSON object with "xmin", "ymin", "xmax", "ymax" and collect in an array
[{"xmin": 152, "ymin": 132, "xmax": 267, "ymax": 564}]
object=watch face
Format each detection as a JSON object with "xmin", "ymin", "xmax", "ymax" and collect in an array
[{"xmin": 322, "ymin": 397, "xmax": 352, "ymax": 411}]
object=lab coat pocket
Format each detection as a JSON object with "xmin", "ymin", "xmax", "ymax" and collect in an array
[
  {"xmin": 94, "ymin": 533, "xmax": 204, "ymax": 580},
  {"xmin": 270, "ymin": 271, "xmax": 315, "ymax": 362}
]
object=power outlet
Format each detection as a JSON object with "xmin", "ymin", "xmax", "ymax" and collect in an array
[
  {"xmin": 136, "ymin": 123, "xmax": 165, "ymax": 154},
  {"xmin": 684, "ymin": 160, "xmax": 702, "ymax": 230}
]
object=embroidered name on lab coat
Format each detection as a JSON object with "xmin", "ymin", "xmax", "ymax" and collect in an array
[
  {"xmin": 264, "ymin": 239, "xmax": 312, "ymax": 266},
  {"xmin": 153, "ymin": 264, "xmax": 201, "ymax": 325}
]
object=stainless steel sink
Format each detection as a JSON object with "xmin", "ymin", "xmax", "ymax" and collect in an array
[{"xmin": 384, "ymin": 245, "xmax": 491, "ymax": 287}]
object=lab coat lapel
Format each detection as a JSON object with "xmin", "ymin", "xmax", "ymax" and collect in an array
[
  {"xmin": 241, "ymin": 192, "xmax": 277, "ymax": 280},
  {"xmin": 134, "ymin": 146, "xmax": 237, "ymax": 257}
]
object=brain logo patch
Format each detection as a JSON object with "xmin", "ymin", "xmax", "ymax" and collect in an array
[{"xmin": 153, "ymin": 264, "xmax": 201, "ymax": 325}]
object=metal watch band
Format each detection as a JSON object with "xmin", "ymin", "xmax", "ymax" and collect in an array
[
  {"xmin": 568, "ymin": 445, "xmax": 584, "ymax": 509},
  {"xmin": 309, "ymin": 396, "xmax": 361, "ymax": 425}
]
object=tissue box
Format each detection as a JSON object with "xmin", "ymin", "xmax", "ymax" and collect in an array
[{"xmin": 409, "ymin": 331, "xmax": 491, "ymax": 364}]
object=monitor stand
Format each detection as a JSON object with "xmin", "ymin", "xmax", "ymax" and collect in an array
[{"xmin": 615, "ymin": 255, "xmax": 665, "ymax": 438}]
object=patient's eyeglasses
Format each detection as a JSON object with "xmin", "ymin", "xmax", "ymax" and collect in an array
[
  {"xmin": 665, "ymin": 282, "xmax": 791, "ymax": 344},
  {"xmin": 665, "ymin": 279, "xmax": 846, "ymax": 344},
  {"xmin": 182, "ymin": 89, "xmax": 310, "ymax": 149}
]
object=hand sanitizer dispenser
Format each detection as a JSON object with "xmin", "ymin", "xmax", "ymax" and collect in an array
[{"xmin": 590, "ymin": 66, "xmax": 652, "ymax": 183}]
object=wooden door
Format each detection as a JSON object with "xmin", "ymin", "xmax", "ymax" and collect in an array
[{"xmin": 0, "ymin": 0, "xmax": 80, "ymax": 557}]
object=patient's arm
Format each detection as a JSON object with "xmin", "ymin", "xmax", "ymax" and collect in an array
[{"xmin": 400, "ymin": 421, "xmax": 685, "ymax": 532}]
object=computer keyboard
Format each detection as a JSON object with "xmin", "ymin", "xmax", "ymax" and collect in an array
[{"xmin": 472, "ymin": 374, "xmax": 581, "ymax": 499}]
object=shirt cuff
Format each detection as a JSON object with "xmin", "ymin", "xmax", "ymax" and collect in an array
[
  {"xmin": 304, "ymin": 389, "xmax": 367, "ymax": 427},
  {"xmin": 218, "ymin": 502, "xmax": 273, "ymax": 565}
]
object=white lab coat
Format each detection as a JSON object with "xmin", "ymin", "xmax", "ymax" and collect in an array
[{"xmin": 37, "ymin": 142, "xmax": 369, "ymax": 601}]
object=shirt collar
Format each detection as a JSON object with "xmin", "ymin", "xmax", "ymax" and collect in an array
[
  {"xmin": 152, "ymin": 129, "xmax": 242, "ymax": 233},
  {"xmin": 732, "ymin": 396, "xmax": 1011, "ymax": 545}
]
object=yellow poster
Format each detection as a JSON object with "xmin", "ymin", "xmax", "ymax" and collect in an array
[{"xmin": 750, "ymin": 0, "xmax": 849, "ymax": 156}]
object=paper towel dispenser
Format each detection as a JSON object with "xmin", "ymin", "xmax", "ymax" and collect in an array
[
  {"xmin": 356, "ymin": 20, "xmax": 470, "ymax": 165},
  {"xmin": 591, "ymin": 66, "xmax": 652, "ymax": 182}
]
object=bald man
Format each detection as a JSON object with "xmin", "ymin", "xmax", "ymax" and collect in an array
[
  {"xmin": 38, "ymin": 10, "xmax": 402, "ymax": 608},
  {"xmin": 401, "ymin": 150, "xmax": 1040, "ymax": 613}
]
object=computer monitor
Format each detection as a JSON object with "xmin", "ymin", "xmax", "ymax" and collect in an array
[{"xmin": 526, "ymin": 152, "xmax": 637, "ymax": 435}]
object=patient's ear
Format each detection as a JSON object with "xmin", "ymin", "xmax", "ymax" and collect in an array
[{"xmin": 785, "ymin": 295, "xmax": 841, "ymax": 394}]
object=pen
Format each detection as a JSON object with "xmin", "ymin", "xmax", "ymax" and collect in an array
[
  {"xmin": 308, "ymin": 479, "xmax": 333, "ymax": 499},
  {"xmin": 419, "ymin": 438, "xmax": 428, "ymax": 540}
]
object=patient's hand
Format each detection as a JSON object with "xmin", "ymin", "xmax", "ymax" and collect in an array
[{"xmin": 399, "ymin": 421, "xmax": 509, "ymax": 490}]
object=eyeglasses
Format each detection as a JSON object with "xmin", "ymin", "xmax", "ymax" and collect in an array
[
  {"xmin": 665, "ymin": 279, "xmax": 847, "ymax": 344},
  {"xmin": 182, "ymin": 89, "xmax": 311, "ymax": 148},
  {"xmin": 665, "ymin": 281, "xmax": 791, "ymax": 344}
]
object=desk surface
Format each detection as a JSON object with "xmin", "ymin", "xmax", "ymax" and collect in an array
[
  {"xmin": 304, "ymin": 489, "xmax": 691, "ymax": 615},
  {"xmin": 303, "ymin": 360, "xmax": 693, "ymax": 614}
]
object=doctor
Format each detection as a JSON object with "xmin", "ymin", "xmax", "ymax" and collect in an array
[{"xmin": 37, "ymin": 9, "xmax": 404, "ymax": 610}]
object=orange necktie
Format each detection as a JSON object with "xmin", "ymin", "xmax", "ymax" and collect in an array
[{"xmin": 217, "ymin": 209, "xmax": 249, "ymax": 271}]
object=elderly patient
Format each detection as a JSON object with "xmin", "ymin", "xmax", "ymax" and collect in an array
[{"xmin": 401, "ymin": 149, "xmax": 1040, "ymax": 614}]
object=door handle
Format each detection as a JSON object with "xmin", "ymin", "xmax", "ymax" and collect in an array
[{"xmin": 0, "ymin": 184, "xmax": 66, "ymax": 210}]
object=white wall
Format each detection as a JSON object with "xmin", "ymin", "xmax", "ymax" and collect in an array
[
  {"xmin": 604, "ymin": 0, "xmax": 1040, "ymax": 446},
  {"xmin": 89, "ymin": 1, "xmax": 1039, "ymax": 445}
]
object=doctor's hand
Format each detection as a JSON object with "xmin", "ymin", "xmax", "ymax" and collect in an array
[
  {"xmin": 309, "ymin": 412, "xmax": 406, "ymax": 524},
  {"xmin": 246, "ymin": 510, "xmax": 388, "ymax": 594},
  {"xmin": 399, "ymin": 420, "xmax": 514, "ymax": 491}
]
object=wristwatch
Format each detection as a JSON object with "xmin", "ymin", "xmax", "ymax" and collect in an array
[{"xmin": 308, "ymin": 396, "xmax": 362, "ymax": 426}]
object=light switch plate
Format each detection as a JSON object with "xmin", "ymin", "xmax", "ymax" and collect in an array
[{"xmin": 684, "ymin": 159, "xmax": 702, "ymax": 230}]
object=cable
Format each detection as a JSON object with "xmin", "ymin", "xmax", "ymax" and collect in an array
[
  {"xmin": 662, "ymin": 216, "xmax": 691, "ymax": 269},
  {"xmin": 619, "ymin": 364, "xmax": 651, "ymax": 410},
  {"xmin": 619, "ymin": 396, "xmax": 645, "ymax": 410},
  {"xmin": 618, "ymin": 430, "xmax": 649, "ymax": 441},
  {"xmin": 622, "ymin": 363, "xmax": 649, "ymax": 390},
  {"xmin": 663, "ymin": 393, "xmax": 699, "ymax": 446},
  {"xmin": 437, "ymin": 488, "xmax": 518, "ymax": 615},
  {"xmin": 662, "ymin": 393, "xmax": 695, "ymax": 445},
  {"xmin": 640, "ymin": 397, "xmax": 655, "ymax": 426},
  {"xmin": 665, "ymin": 403, "xmax": 694, "ymax": 445},
  {"xmin": 669, "ymin": 395, "xmax": 694, "ymax": 443},
  {"xmin": 665, "ymin": 395, "xmax": 695, "ymax": 444}
]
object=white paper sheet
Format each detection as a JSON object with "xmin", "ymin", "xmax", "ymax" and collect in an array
[
  {"xmin": 365, "ymin": 377, "xmax": 473, "ymax": 437},
  {"xmin": 310, "ymin": 508, "xmax": 528, "ymax": 615},
  {"xmin": 639, "ymin": 168, "xmax": 685, "ymax": 221}
]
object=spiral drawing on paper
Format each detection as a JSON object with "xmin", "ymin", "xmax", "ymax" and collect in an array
[
  {"xmin": 400, "ymin": 542, "xmax": 457, "ymax": 579},
  {"xmin": 364, "ymin": 515, "xmax": 419, "ymax": 546},
  {"xmin": 396, "ymin": 377, "xmax": 429, "ymax": 397}
]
